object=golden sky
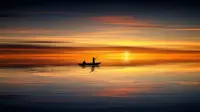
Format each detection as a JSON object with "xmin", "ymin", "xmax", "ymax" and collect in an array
[{"xmin": 0, "ymin": 15, "xmax": 200, "ymax": 67}]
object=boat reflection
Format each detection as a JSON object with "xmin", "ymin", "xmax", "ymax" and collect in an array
[{"xmin": 79, "ymin": 64, "xmax": 100, "ymax": 72}]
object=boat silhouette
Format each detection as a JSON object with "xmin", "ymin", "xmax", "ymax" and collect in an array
[
  {"xmin": 78, "ymin": 62, "xmax": 101, "ymax": 66},
  {"xmin": 78, "ymin": 57, "xmax": 101, "ymax": 66}
]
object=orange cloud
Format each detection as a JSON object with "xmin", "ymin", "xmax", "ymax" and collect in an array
[
  {"xmin": 91, "ymin": 16, "xmax": 164, "ymax": 28},
  {"xmin": 91, "ymin": 16, "xmax": 200, "ymax": 31}
]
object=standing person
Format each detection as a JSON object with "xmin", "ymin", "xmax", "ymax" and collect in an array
[{"xmin": 92, "ymin": 57, "xmax": 96, "ymax": 64}]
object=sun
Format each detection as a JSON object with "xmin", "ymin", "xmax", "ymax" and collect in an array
[{"xmin": 124, "ymin": 51, "xmax": 129, "ymax": 62}]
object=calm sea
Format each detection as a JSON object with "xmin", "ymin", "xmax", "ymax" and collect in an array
[{"xmin": 0, "ymin": 63, "xmax": 200, "ymax": 112}]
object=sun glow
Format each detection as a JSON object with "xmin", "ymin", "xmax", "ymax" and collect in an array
[{"xmin": 124, "ymin": 51, "xmax": 129, "ymax": 62}]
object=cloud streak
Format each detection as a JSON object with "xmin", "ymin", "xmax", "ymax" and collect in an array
[
  {"xmin": 91, "ymin": 16, "xmax": 164, "ymax": 28},
  {"xmin": 1, "ymin": 44, "xmax": 200, "ymax": 53},
  {"xmin": 172, "ymin": 81, "xmax": 200, "ymax": 85},
  {"xmin": 14, "ymin": 40, "xmax": 72, "ymax": 44},
  {"xmin": 0, "ymin": 28, "xmax": 71, "ymax": 34},
  {"xmin": 91, "ymin": 16, "xmax": 200, "ymax": 31},
  {"xmin": 168, "ymin": 28, "xmax": 200, "ymax": 31}
]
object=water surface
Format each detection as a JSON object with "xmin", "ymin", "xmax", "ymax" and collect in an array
[{"xmin": 1, "ymin": 63, "xmax": 200, "ymax": 112}]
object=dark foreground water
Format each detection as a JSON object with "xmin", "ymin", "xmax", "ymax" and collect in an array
[{"xmin": 0, "ymin": 63, "xmax": 200, "ymax": 112}]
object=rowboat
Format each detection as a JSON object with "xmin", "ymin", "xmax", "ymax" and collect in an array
[{"xmin": 78, "ymin": 62, "xmax": 101, "ymax": 66}]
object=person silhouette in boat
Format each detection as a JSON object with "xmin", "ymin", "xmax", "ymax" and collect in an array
[
  {"xmin": 83, "ymin": 60, "xmax": 86, "ymax": 64},
  {"xmin": 92, "ymin": 57, "xmax": 96, "ymax": 64}
]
